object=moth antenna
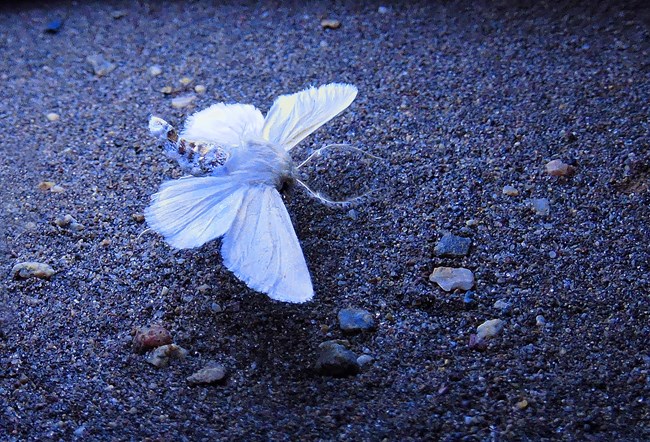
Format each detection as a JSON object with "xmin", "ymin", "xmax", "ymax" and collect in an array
[
  {"xmin": 137, "ymin": 228, "xmax": 152, "ymax": 240},
  {"xmin": 294, "ymin": 178, "xmax": 372, "ymax": 208},
  {"xmin": 296, "ymin": 144, "xmax": 385, "ymax": 170}
]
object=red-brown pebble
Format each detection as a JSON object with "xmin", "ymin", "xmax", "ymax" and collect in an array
[{"xmin": 132, "ymin": 325, "xmax": 172, "ymax": 353}]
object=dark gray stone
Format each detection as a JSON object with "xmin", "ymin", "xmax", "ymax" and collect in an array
[
  {"xmin": 315, "ymin": 341, "xmax": 360, "ymax": 377},
  {"xmin": 434, "ymin": 233, "xmax": 472, "ymax": 257}
]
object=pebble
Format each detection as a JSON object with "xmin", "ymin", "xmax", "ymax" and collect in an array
[
  {"xmin": 50, "ymin": 184, "xmax": 64, "ymax": 193},
  {"xmin": 37, "ymin": 181, "xmax": 55, "ymax": 191},
  {"xmin": 321, "ymin": 19, "xmax": 341, "ymax": 29},
  {"xmin": 338, "ymin": 308, "xmax": 376, "ymax": 333},
  {"xmin": 111, "ymin": 10, "xmax": 127, "ymax": 19},
  {"xmin": 160, "ymin": 86, "xmax": 173, "ymax": 94},
  {"xmin": 132, "ymin": 325, "xmax": 173, "ymax": 353},
  {"xmin": 179, "ymin": 77, "xmax": 192, "ymax": 86},
  {"xmin": 186, "ymin": 364, "xmax": 227, "ymax": 386},
  {"xmin": 535, "ymin": 315, "xmax": 546, "ymax": 326},
  {"xmin": 378, "ymin": 6, "xmax": 389, "ymax": 14},
  {"xmin": 131, "ymin": 213, "xmax": 145, "ymax": 223},
  {"xmin": 502, "ymin": 185, "xmax": 519, "ymax": 196},
  {"xmin": 145, "ymin": 344, "xmax": 187, "ymax": 368},
  {"xmin": 315, "ymin": 340, "xmax": 360, "ymax": 377},
  {"xmin": 46, "ymin": 112, "xmax": 60, "ymax": 122},
  {"xmin": 148, "ymin": 65, "xmax": 162, "ymax": 76},
  {"xmin": 194, "ymin": 84, "xmax": 206, "ymax": 94},
  {"xmin": 12, "ymin": 262, "xmax": 55, "ymax": 280},
  {"xmin": 530, "ymin": 198, "xmax": 550, "ymax": 216},
  {"xmin": 434, "ymin": 233, "xmax": 471, "ymax": 257},
  {"xmin": 429, "ymin": 267, "xmax": 474, "ymax": 291},
  {"xmin": 545, "ymin": 159, "xmax": 573, "ymax": 176},
  {"xmin": 171, "ymin": 94, "xmax": 196, "ymax": 108},
  {"xmin": 357, "ymin": 354, "xmax": 374, "ymax": 367},
  {"xmin": 493, "ymin": 300, "xmax": 512, "ymax": 312},
  {"xmin": 476, "ymin": 319, "xmax": 505, "ymax": 341},
  {"xmin": 465, "ymin": 219, "xmax": 479, "ymax": 227},
  {"xmin": 85, "ymin": 54, "xmax": 116, "ymax": 76},
  {"xmin": 55, "ymin": 214, "xmax": 84, "ymax": 231},
  {"xmin": 515, "ymin": 399, "xmax": 529, "ymax": 410}
]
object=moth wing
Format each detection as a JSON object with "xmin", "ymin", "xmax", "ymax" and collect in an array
[
  {"xmin": 145, "ymin": 176, "xmax": 246, "ymax": 249},
  {"xmin": 262, "ymin": 83, "xmax": 358, "ymax": 151},
  {"xmin": 221, "ymin": 186, "xmax": 314, "ymax": 303},
  {"xmin": 181, "ymin": 103, "xmax": 264, "ymax": 145}
]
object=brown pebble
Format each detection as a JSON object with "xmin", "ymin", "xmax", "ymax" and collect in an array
[
  {"xmin": 131, "ymin": 213, "xmax": 145, "ymax": 223},
  {"xmin": 12, "ymin": 262, "xmax": 55, "ymax": 280},
  {"xmin": 133, "ymin": 324, "xmax": 173, "ymax": 353},
  {"xmin": 321, "ymin": 19, "xmax": 341, "ymax": 29},
  {"xmin": 38, "ymin": 181, "xmax": 55, "ymax": 191}
]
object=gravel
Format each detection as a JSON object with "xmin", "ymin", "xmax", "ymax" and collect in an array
[{"xmin": 1, "ymin": 1, "xmax": 649, "ymax": 440}]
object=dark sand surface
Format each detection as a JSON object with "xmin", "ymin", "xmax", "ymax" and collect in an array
[{"xmin": 1, "ymin": 1, "xmax": 649, "ymax": 440}]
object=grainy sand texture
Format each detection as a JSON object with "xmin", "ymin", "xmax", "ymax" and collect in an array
[{"xmin": 1, "ymin": 1, "xmax": 649, "ymax": 440}]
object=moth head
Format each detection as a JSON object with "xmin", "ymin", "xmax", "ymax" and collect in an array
[
  {"xmin": 278, "ymin": 174, "xmax": 295, "ymax": 195},
  {"xmin": 148, "ymin": 116, "xmax": 178, "ymax": 142}
]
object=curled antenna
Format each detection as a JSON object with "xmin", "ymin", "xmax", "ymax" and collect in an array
[
  {"xmin": 294, "ymin": 177, "xmax": 374, "ymax": 208},
  {"xmin": 137, "ymin": 228, "xmax": 152, "ymax": 240},
  {"xmin": 296, "ymin": 144, "xmax": 385, "ymax": 170}
]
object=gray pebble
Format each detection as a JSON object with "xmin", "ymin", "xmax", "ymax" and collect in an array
[
  {"xmin": 493, "ymin": 299, "xmax": 512, "ymax": 312},
  {"xmin": 530, "ymin": 198, "xmax": 550, "ymax": 216},
  {"xmin": 86, "ymin": 54, "xmax": 116, "ymax": 76},
  {"xmin": 187, "ymin": 364, "xmax": 227, "ymax": 386},
  {"xmin": 338, "ymin": 308, "xmax": 376, "ymax": 333},
  {"xmin": 356, "ymin": 354, "xmax": 374, "ymax": 367},
  {"xmin": 145, "ymin": 344, "xmax": 187, "ymax": 368},
  {"xmin": 434, "ymin": 233, "xmax": 471, "ymax": 257}
]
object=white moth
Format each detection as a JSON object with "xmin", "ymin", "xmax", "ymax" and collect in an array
[{"xmin": 145, "ymin": 83, "xmax": 358, "ymax": 303}]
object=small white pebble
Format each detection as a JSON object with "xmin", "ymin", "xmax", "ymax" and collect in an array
[
  {"xmin": 502, "ymin": 185, "xmax": 519, "ymax": 196},
  {"xmin": 545, "ymin": 159, "xmax": 573, "ymax": 177},
  {"xmin": 476, "ymin": 319, "xmax": 505, "ymax": 341},
  {"xmin": 179, "ymin": 77, "xmax": 192, "ymax": 86},
  {"xmin": 46, "ymin": 112, "xmax": 60, "ymax": 122},
  {"xmin": 171, "ymin": 94, "xmax": 196, "ymax": 108},
  {"xmin": 194, "ymin": 84, "xmax": 206, "ymax": 94},
  {"xmin": 536, "ymin": 315, "xmax": 546, "ymax": 326},
  {"xmin": 548, "ymin": 251, "xmax": 557, "ymax": 258},
  {"xmin": 148, "ymin": 65, "xmax": 162, "ymax": 76}
]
